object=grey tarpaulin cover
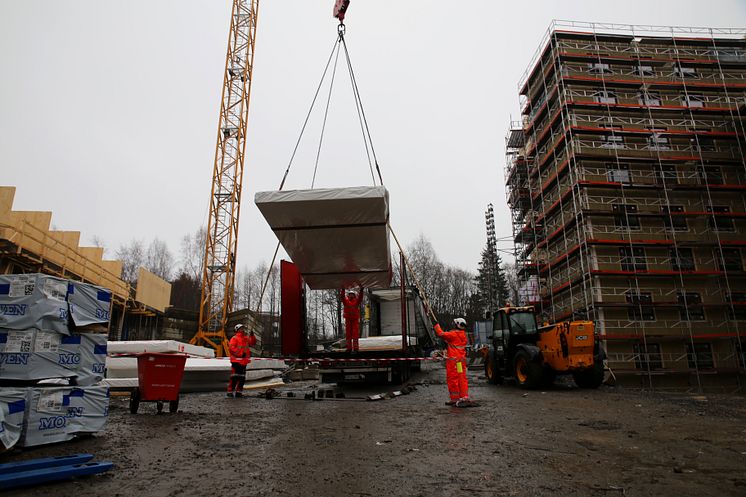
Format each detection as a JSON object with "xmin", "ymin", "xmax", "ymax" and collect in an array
[{"xmin": 255, "ymin": 186, "xmax": 392, "ymax": 289}]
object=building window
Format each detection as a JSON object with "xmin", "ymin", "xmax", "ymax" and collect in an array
[
  {"xmin": 627, "ymin": 291, "xmax": 655, "ymax": 321},
  {"xmin": 697, "ymin": 165, "xmax": 723, "ymax": 184},
  {"xmin": 691, "ymin": 137, "xmax": 716, "ymax": 152},
  {"xmin": 686, "ymin": 343, "xmax": 714, "ymax": 369},
  {"xmin": 593, "ymin": 90, "xmax": 617, "ymax": 104},
  {"xmin": 601, "ymin": 134, "xmax": 624, "ymax": 149},
  {"xmin": 675, "ymin": 65, "xmax": 698, "ymax": 78},
  {"xmin": 707, "ymin": 205, "xmax": 735, "ymax": 232},
  {"xmin": 607, "ymin": 164, "xmax": 631, "ymax": 184},
  {"xmin": 588, "ymin": 62, "xmax": 612, "ymax": 74},
  {"xmin": 634, "ymin": 65, "xmax": 655, "ymax": 77},
  {"xmin": 678, "ymin": 292, "xmax": 705, "ymax": 321},
  {"xmin": 718, "ymin": 248, "xmax": 743, "ymax": 272},
  {"xmin": 670, "ymin": 247, "xmax": 695, "ymax": 271},
  {"xmin": 638, "ymin": 91, "xmax": 661, "ymax": 106},
  {"xmin": 683, "ymin": 93, "xmax": 704, "ymax": 108},
  {"xmin": 726, "ymin": 292, "xmax": 746, "ymax": 320},
  {"xmin": 633, "ymin": 343, "xmax": 662, "ymax": 369},
  {"xmin": 662, "ymin": 205, "xmax": 687, "ymax": 231},
  {"xmin": 656, "ymin": 165, "xmax": 678, "ymax": 185},
  {"xmin": 620, "ymin": 246, "xmax": 646, "ymax": 271},
  {"xmin": 648, "ymin": 133, "xmax": 670, "ymax": 150},
  {"xmin": 614, "ymin": 204, "xmax": 640, "ymax": 230}
]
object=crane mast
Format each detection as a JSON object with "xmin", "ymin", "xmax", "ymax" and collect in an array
[{"xmin": 191, "ymin": 0, "xmax": 259, "ymax": 356}]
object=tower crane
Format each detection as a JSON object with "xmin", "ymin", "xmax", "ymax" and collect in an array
[
  {"xmin": 190, "ymin": 0, "xmax": 352, "ymax": 356},
  {"xmin": 190, "ymin": 0, "xmax": 260, "ymax": 357}
]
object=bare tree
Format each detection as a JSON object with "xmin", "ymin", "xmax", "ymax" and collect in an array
[
  {"xmin": 179, "ymin": 226, "xmax": 206, "ymax": 282},
  {"xmin": 116, "ymin": 239, "xmax": 145, "ymax": 284},
  {"xmin": 145, "ymin": 238, "xmax": 174, "ymax": 281}
]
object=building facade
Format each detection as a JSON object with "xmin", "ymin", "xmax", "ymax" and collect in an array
[{"xmin": 506, "ymin": 22, "xmax": 746, "ymax": 390}]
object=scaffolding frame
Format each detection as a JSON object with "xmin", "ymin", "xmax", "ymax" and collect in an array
[{"xmin": 506, "ymin": 21, "xmax": 746, "ymax": 392}]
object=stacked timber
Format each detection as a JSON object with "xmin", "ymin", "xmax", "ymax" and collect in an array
[{"xmin": 0, "ymin": 274, "xmax": 111, "ymax": 450}]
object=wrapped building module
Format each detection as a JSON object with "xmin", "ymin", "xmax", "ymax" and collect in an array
[{"xmin": 255, "ymin": 186, "xmax": 392, "ymax": 290}]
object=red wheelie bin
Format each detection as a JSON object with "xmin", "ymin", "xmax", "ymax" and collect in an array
[{"xmin": 129, "ymin": 353, "xmax": 187, "ymax": 414}]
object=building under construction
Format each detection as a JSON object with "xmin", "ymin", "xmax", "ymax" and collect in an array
[{"xmin": 506, "ymin": 21, "xmax": 746, "ymax": 391}]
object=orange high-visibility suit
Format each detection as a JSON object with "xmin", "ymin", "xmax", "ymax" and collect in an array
[
  {"xmin": 227, "ymin": 329, "xmax": 256, "ymax": 394},
  {"xmin": 342, "ymin": 290, "xmax": 362, "ymax": 352},
  {"xmin": 435, "ymin": 324, "xmax": 469, "ymax": 403}
]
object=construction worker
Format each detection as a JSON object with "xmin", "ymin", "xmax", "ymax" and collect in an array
[
  {"xmin": 341, "ymin": 288, "xmax": 362, "ymax": 352},
  {"xmin": 434, "ymin": 318, "xmax": 477, "ymax": 407},
  {"xmin": 227, "ymin": 323, "xmax": 256, "ymax": 398}
]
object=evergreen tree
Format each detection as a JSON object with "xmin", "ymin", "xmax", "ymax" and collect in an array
[{"xmin": 475, "ymin": 241, "xmax": 509, "ymax": 316}]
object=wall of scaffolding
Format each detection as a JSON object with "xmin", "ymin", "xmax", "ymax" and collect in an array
[{"xmin": 506, "ymin": 20, "xmax": 746, "ymax": 392}]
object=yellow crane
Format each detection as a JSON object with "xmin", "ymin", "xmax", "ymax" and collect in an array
[{"xmin": 190, "ymin": 0, "xmax": 260, "ymax": 357}]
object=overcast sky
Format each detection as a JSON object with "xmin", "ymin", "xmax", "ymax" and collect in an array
[{"xmin": 2, "ymin": 1, "xmax": 745, "ymax": 276}]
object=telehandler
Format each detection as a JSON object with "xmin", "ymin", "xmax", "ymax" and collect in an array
[{"xmin": 482, "ymin": 305, "xmax": 605, "ymax": 389}]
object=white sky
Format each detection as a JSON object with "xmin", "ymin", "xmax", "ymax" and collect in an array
[{"xmin": 2, "ymin": 1, "xmax": 745, "ymax": 275}]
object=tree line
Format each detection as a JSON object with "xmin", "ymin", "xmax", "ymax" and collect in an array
[{"xmin": 103, "ymin": 228, "xmax": 520, "ymax": 336}]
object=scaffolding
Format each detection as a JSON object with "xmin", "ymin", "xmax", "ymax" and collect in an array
[{"xmin": 506, "ymin": 21, "xmax": 746, "ymax": 392}]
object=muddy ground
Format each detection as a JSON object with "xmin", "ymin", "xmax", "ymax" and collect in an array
[{"xmin": 4, "ymin": 362, "xmax": 746, "ymax": 497}]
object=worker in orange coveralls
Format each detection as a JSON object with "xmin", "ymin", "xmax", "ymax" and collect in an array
[
  {"xmin": 434, "ymin": 318, "xmax": 477, "ymax": 408},
  {"xmin": 227, "ymin": 323, "xmax": 256, "ymax": 398},
  {"xmin": 341, "ymin": 288, "xmax": 363, "ymax": 352}
]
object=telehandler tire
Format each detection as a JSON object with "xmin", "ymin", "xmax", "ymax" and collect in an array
[
  {"xmin": 514, "ymin": 349, "xmax": 542, "ymax": 389},
  {"xmin": 572, "ymin": 355, "xmax": 604, "ymax": 389},
  {"xmin": 484, "ymin": 358, "xmax": 502, "ymax": 385}
]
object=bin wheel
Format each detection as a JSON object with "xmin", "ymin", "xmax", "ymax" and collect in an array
[
  {"xmin": 129, "ymin": 388, "xmax": 140, "ymax": 414},
  {"xmin": 156, "ymin": 401, "xmax": 164, "ymax": 414},
  {"xmin": 169, "ymin": 397, "xmax": 179, "ymax": 414}
]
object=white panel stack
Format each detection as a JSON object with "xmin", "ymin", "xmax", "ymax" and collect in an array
[{"xmin": 255, "ymin": 186, "xmax": 392, "ymax": 289}]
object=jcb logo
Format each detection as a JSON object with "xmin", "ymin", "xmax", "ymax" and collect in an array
[
  {"xmin": 576, "ymin": 335, "xmax": 588, "ymax": 341},
  {"xmin": 38, "ymin": 416, "xmax": 67, "ymax": 430},
  {"xmin": 58, "ymin": 353, "xmax": 81, "ymax": 366}
]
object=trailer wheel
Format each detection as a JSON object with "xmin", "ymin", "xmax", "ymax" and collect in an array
[
  {"xmin": 514, "ymin": 350, "xmax": 542, "ymax": 389},
  {"xmin": 129, "ymin": 388, "xmax": 140, "ymax": 414},
  {"xmin": 169, "ymin": 397, "xmax": 179, "ymax": 414},
  {"xmin": 156, "ymin": 401, "xmax": 164, "ymax": 414}
]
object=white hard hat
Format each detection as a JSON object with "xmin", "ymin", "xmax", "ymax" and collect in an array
[
  {"xmin": 453, "ymin": 318, "xmax": 467, "ymax": 330},
  {"xmin": 234, "ymin": 323, "xmax": 245, "ymax": 332}
]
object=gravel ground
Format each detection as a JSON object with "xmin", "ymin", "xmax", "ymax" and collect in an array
[{"xmin": 3, "ymin": 363, "xmax": 746, "ymax": 497}]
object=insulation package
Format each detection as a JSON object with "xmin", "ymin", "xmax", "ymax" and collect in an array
[
  {"xmin": 0, "ymin": 274, "xmax": 69, "ymax": 334},
  {"xmin": 0, "ymin": 388, "xmax": 26, "ymax": 450},
  {"xmin": 21, "ymin": 384, "xmax": 110, "ymax": 447},
  {"xmin": 68, "ymin": 281, "xmax": 112, "ymax": 328},
  {"xmin": 255, "ymin": 186, "xmax": 392, "ymax": 289},
  {"xmin": 0, "ymin": 329, "xmax": 107, "ymax": 384}
]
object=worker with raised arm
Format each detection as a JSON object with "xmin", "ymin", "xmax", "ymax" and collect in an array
[
  {"xmin": 226, "ymin": 323, "xmax": 256, "ymax": 398},
  {"xmin": 434, "ymin": 318, "xmax": 477, "ymax": 407},
  {"xmin": 341, "ymin": 288, "xmax": 363, "ymax": 352}
]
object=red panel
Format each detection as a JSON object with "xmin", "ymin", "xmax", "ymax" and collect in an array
[{"xmin": 281, "ymin": 260, "xmax": 304, "ymax": 356}]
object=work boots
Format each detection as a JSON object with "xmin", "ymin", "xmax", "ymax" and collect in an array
[{"xmin": 455, "ymin": 398, "xmax": 479, "ymax": 408}]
